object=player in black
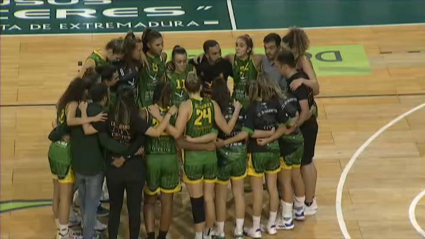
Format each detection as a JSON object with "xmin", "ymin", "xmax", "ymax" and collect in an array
[{"xmin": 275, "ymin": 49, "xmax": 319, "ymax": 216}]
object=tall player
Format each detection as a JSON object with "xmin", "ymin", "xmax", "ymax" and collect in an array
[
  {"xmin": 164, "ymin": 73, "xmax": 242, "ymax": 239},
  {"xmin": 140, "ymin": 28, "xmax": 167, "ymax": 107},
  {"xmin": 275, "ymin": 50, "xmax": 319, "ymax": 216}
]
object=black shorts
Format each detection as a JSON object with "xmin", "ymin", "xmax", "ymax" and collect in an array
[{"xmin": 300, "ymin": 117, "xmax": 318, "ymax": 165}]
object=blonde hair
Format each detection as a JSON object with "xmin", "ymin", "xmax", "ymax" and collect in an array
[
  {"xmin": 184, "ymin": 71, "xmax": 201, "ymax": 93},
  {"xmin": 257, "ymin": 74, "xmax": 284, "ymax": 101}
]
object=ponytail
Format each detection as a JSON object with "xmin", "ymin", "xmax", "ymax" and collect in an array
[{"xmin": 141, "ymin": 28, "xmax": 162, "ymax": 53}]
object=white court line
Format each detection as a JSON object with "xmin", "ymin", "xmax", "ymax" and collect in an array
[
  {"xmin": 0, "ymin": 22, "xmax": 424, "ymax": 38},
  {"xmin": 226, "ymin": 0, "xmax": 237, "ymax": 30},
  {"xmin": 336, "ymin": 102, "xmax": 425, "ymax": 239},
  {"xmin": 409, "ymin": 190, "xmax": 425, "ymax": 237}
]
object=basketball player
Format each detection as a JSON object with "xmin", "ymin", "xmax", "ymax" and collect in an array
[
  {"xmin": 112, "ymin": 32, "xmax": 143, "ymax": 108},
  {"xmin": 163, "ymin": 73, "xmax": 242, "ymax": 239},
  {"xmin": 275, "ymin": 50, "xmax": 319, "ymax": 216},
  {"xmin": 141, "ymin": 81, "xmax": 181, "ymax": 239},
  {"xmin": 281, "ymin": 28, "xmax": 320, "ymax": 97},
  {"xmin": 210, "ymin": 77, "xmax": 247, "ymax": 238},
  {"xmin": 166, "ymin": 45, "xmax": 194, "ymax": 107},
  {"xmin": 257, "ymin": 90, "xmax": 314, "ymax": 230},
  {"xmin": 49, "ymin": 77, "xmax": 100, "ymax": 239},
  {"xmin": 140, "ymin": 28, "xmax": 167, "ymax": 107},
  {"xmin": 79, "ymin": 38, "xmax": 125, "ymax": 77},
  {"xmin": 242, "ymin": 75, "xmax": 291, "ymax": 238}
]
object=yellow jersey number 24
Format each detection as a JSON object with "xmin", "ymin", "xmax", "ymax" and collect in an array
[{"xmin": 194, "ymin": 108, "xmax": 212, "ymax": 126}]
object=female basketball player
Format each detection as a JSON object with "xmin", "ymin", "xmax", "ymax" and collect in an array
[
  {"xmin": 105, "ymin": 85, "xmax": 176, "ymax": 239},
  {"xmin": 209, "ymin": 77, "xmax": 247, "ymax": 238},
  {"xmin": 166, "ymin": 45, "xmax": 194, "ymax": 107},
  {"xmin": 281, "ymin": 28, "xmax": 320, "ymax": 96},
  {"xmin": 161, "ymin": 73, "xmax": 242, "ymax": 239},
  {"xmin": 49, "ymin": 77, "xmax": 106, "ymax": 239},
  {"xmin": 140, "ymin": 81, "xmax": 181, "ymax": 239},
  {"xmin": 112, "ymin": 31, "xmax": 143, "ymax": 108},
  {"xmin": 140, "ymin": 28, "xmax": 167, "ymax": 107},
  {"xmin": 256, "ymin": 80, "xmax": 314, "ymax": 230},
  {"xmin": 241, "ymin": 74, "xmax": 292, "ymax": 238},
  {"xmin": 79, "ymin": 38, "xmax": 125, "ymax": 77}
]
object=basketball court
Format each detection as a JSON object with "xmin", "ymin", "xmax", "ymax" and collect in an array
[{"xmin": 1, "ymin": 0, "xmax": 425, "ymax": 238}]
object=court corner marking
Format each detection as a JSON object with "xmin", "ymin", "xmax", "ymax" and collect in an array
[
  {"xmin": 409, "ymin": 190, "xmax": 425, "ymax": 237},
  {"xmin": 226, "ymin": 0, "xmax": 237, "ymax": 30},
  {"xmin": 336, "ymin": 102, "xmax": 425, "ymax": 239}
]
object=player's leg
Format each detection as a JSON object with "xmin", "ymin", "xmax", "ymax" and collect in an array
[
  {"xmin": 157, "ymin": 154, "xmax": 181, "ymax": 239},
  {"xmin": 229, "ymin": 154, "xmax": 247, "ymax": 238},
  {"xmin": 143, "ymin": 154, "xmax": 161, "ymax": 239},
  {"xmin": 183, "ymin": 154, "xmax": 205, "ymax": 239},
  {"xmin": 300, "ymin": 120, "xmax": 319, "ymax": 215},
  {"xmin": 52, "ymin": 179, "xmax": 60, "ymax": 231},
  {"xmin": 215, "ymin": 162, "xmax": 230, "ymax": 239},
  {"xmin": 263, "ymin": 152, "xmax": 281, "ymax": 235},
  {"xmin": 276, "ymin": 158, "xmax": 295, "ymax": 230},
  {"xmin": 243, "ymin": 153, "xmax": 266, "ymax": 238},
  {"xmin": 57, "ymin": 170, "xmax": 75, "ymax": 239},
  {"xmin": 291, "ymin": 145, "xmax": 306, "ymax": 221},
  {"xmin": 202, "ymin": 156, "xmax": 218, "ymax": 239}
]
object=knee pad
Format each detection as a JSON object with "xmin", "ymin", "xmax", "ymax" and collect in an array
[{"xmin": 190, "ymin": 196, "xmax": 205, "ymax": 224}]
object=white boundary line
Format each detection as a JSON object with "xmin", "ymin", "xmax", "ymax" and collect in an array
[
  {"xmin": 0, "ymin": 22, "xmax": 424, "ymax": 38},
  {"xmin": 409, "ymin": 190, "xmax": 425, "ymax": 237},
  {"xmin": 226, "ymin": 0, "xmax": 237, "ymax": 30},
  {"xmin": 336, "ymin": 102, "xmax": 425, "ymax": 239}
]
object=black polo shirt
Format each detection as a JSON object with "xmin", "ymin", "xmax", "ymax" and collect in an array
[{"xmin": 189, "ymin": 56, "xmax": 233, "ymax": 97}]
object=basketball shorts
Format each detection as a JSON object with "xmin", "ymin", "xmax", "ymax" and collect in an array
[
  {"xmin": 300, "ymin": 117, "xmax": 319, "ymax": 165},
  {"xmin": 48, "ymin": 140, "xmax": 75, "ymax": 184},
  {"xmin": 247, "ymin": 151, "xmax": 281, "ymax": 177},
  {"xmin": 182, "ymin": 150, "xmax": 217, "ymax": 184},
  {"xmin": 144, "ymin": 154, "xmax": 181, "ymax": 195},
  {"xmin": 216, "ymin": 146, "xmax": 247, "ymax": 184},
  {"xmin": 280, "ymin": 143, "xmax": 303, "ymax": 170}
]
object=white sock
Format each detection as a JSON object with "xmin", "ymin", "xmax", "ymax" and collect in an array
[
  {"xmin": 268, "ymin": 212, "xmax": 277, "ymax": 226},
  {"xmin": 59, "ymin": 224, "xmax": 68, "ymax": 235},
  {"xmin": 282, "ymin": 201, "xmax": 293, "ymax": 219},
  {"xmin": 216, "ymin": 221, "xmax": 224, "ymax": 234},
  {"xmin": 195, "ymin": 231, "xmax": 203, "ymax": 239},
  {"xmin": 236, "ymin": 218, "xmax": 244, "ymax": 232},
  {"xmin": 55, "ymin": 218, "xmax": 59, "ymax": 229},
  {"xmin": 294, "ymin": 196, "xmax": 305, "ymax": 210},
  {"xmin": 203, "ymin": 228, "xmax": 212, "ymax": 236},
  {"xmin": 252, "ymin": 216, "xmax": 261, "ymax": 229}
]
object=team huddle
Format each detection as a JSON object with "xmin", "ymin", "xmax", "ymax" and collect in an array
[{"xmin": 47, "ymin": 27, "xmax": 319, "ymax": 239}]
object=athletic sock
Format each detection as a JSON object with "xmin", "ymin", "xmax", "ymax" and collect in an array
[
  {"xmin": 147, "ymin": 232, "xmax": 155, "ymax": 239},
  {"xmin": 195, "ymin": 231, "xmax": 203, "ymax": 239},
  {"xmin": 59, "ymin": 224, "xmax": 69, "ymax": 236},
  {"xmin": 294, "ymin": 196, "xmax": 305, "ymax": 209},
  {"xmin": 216, "ymin": 221, "xmax": 225, "ymax": 234},
  {"xmin": 252, "ymin": 216, "xmax": 261, "ymax": 229},
  {"xmin": 268, "ymin": 212, "xmax": 277, "ymax": 226},
  {"xmin": 203, "ymin": 228, "xmax": 213, "ymax": 237},
  {"xmin": 236, "ymin": 218, "xmax": 244, "ymax": 232},
  {"xmin": 157, "ymin": 230, "xmax": 167, "ymax": 239},
  {"xmin": 282, "ymin": 201, "xmax": 293, "ymax": 219}
]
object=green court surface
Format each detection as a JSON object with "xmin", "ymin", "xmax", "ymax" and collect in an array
[{"xmin": 0, "ymin": 0, "xmax": 424, "ymax": 35}]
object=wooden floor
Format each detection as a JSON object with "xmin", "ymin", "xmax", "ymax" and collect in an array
[{"xmin": 2, "ymin": 25, "xmax": 425, "ymax": 239}]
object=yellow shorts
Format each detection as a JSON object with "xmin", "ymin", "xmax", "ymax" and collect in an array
[{"xmin": 52, "ymin": 168, "xmax": 75, "ymax": 184}]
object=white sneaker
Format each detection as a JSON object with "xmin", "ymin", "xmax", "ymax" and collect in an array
[
  {"xmin": 81, "ymin": 219, "xmax": 107, "ymax": 231},
  {"xmin": 243, "ymin": 227, "xmax": 262, "ymax": 238},
  {"xmin": 293, "ymin": 205, "xmax": 305, "ymax": 221},
  {"xmin": 304, "ymin": 197, "xmax": 318, "ymax": 216},
  {"xmin": 276, "ymin": 215, "xmax": 294, "ymax": 230},
  {"xmin": 233, "ymin": 228, "xmax": 244, "ymax": 238}
]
